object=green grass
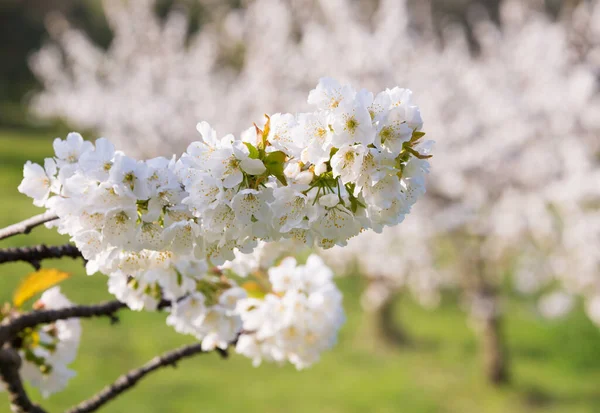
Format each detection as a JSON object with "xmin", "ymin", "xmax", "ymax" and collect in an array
[{"xmin": 1, "ymin": 129, "xmax": 600, "ymax": 413}]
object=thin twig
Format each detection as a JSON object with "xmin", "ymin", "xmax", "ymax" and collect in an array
[
  {"xmin": 65, "ymin": 343, "xmax": 230, "ymax": 413},
  {"xmin": 0, "ymin": 244, "xmax": 83, "ymax": 269},
  {"xmin": 0, "ymin": 346, "xmax": 47, "ymax": 413},
  {"xmin": 0, "ymin": 212, "xmax": 58, "ymax": 241}
]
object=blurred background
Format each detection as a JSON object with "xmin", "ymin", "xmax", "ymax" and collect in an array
[{"xmin": 1, "ymin": 0, "xmax": 600, "ymax": 412}]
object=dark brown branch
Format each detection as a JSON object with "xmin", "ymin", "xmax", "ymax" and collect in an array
[
  {"xmin": 0, "ymin": 301, "xmax": 128, "ymax": 347},
  {"xmin": 0, "ymin": 212, "xmax": 58, "ymax": 241},
  {"xmin": 0, "ymin": 299, "xmax": 174, "ymax": 347},
  {"xmin": 0, "ymin": 346, "xmax": 47, "ymax": 413},
  {"xmin": 0, "ymin": 244, "xmax": 83, "ymax": 269},
  {"xmin": 65, "ymin": 343, "xmax": 230, "ymax": 413}
]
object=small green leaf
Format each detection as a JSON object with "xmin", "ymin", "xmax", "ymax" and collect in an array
[
  {"xmin": 263, "ymin": 151, "xmax": 288, "ymax": 185},
  {"xmin": 411, "ymin": 130, "xmax": 426, "ymax": 143},
  {"xmin": 244, "ymin": 142, "xmax": 260, "ymax": 159},
  {"xmin": 264, "ymin": 150, "xmax": 286, "ymax": 164},
  {"xmin": 350, "ymin": 197, "xmax": 358, "ymax": 213}
]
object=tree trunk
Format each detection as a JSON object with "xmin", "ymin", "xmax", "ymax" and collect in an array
[
  {"xmin": 374, "ymin": 292, "xmax": 411, "ymax": 347},
  {"xmin": 479, "ymin": 302, "xmax": 509, "ymax": 385},
  {"xmin": 458, "ymin": 233, "xmax": 510, "ymax": 386}
]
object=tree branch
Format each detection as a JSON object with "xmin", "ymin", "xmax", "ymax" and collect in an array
[
  {"xmin": 0, "ymin": 301, "xmax": 128, "ymax": 347},
  {"xmin": 0, "ymin": 212, "xmax": 58, "ymax": 242},
  {"xmin": 0, "ymin": 244, "xmax": 83, "ymax": 269},
  {"xmin": 0, "ymin": 299, "xmax": 174, "ymax": 347},
  {"xmin": 0, "ymin": 346, "xmax": 47, "ymax": 413},
  {"xmin": 65, "ymin": 342, "xmax": 230, "ymax": 413}
]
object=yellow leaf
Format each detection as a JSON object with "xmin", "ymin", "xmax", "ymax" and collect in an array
[{"xmin": 13, "ymin": 269, "xmax": 71, "ymax": 308}]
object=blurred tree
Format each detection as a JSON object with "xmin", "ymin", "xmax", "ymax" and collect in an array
[
  {"xmin": 0, "ymin": 0, "xmax": 109, "ymax": 126},
  {"xmin": 0, "ymin": 0, "xmax": 585, "ymax": 124}
]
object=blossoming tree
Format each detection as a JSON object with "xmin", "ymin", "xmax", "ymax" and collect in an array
[
  {"xmin": 0, "ymin": 79, "xmax": 432, "ymax": 411},
  {"xmin": 322, "ymin": 0, "xmax": 600, "ymax": 384}
]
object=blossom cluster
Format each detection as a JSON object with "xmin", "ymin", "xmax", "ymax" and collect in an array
[
  {"xmin": 167, "ymin": 251, "xmax": 345, "ymax": 368},
  {"xmin": 236, "ymin": 255, "xmax": 345, "ymax": 369},
  {"xmin": 18, "ymin": 78, "xmax": 431, "ymax": 311},
  {"xmin": 16, "ymin": 79, "xmax": 429, "ymax": 383},
  {"xmin": 8, "ymin": 288, "xmax": 81, "ymax": 398},
  {"xmin": 180, "ymin": 77, "xmax": 431, "ymax": 252}
]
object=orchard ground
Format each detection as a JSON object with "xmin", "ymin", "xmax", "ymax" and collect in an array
[{"xmin": 1, "ymin": 129, "xmax": 600, "ymax": 413}]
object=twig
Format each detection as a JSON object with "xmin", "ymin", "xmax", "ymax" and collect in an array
[
  {"xmin": 0, "ymin": 346, "xmax": 47, "ymax": 413},
  {"xmin": 0, "ymin": 212, "xmax": 58, "ymax": 241},
  {"xmin": 0, "ymin": 244, "xmax": 83, "ymax": 269},
  {"xmin": 65, "ymin": 343, "xmax": 230, "ymax": 413}
]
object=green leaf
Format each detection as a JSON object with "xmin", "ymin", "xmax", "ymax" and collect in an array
[
  {"xmin": 410, "ymin": 130, "xmax": 426, "ymax": 143},
  {"xmin": 263, "ymin": 151, "xmax": 288, "ymax": 185},
  {"xmin": 350, "ymin": 197, "xmax": 358, "ymax": 213},
  {"xmin": 244, "ymin": 142, "xmax": 260, "ymax": 159},
  {"xmin": 264, "ymin": 150, "xmax": 286, "ymax": 164}
]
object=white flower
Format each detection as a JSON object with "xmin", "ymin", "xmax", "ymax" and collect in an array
[
  {"xmin": 384, "ymin": 87, "xmax": 423, "ymax": 131},
  {"xmin": 268, "ymin": 256, "xmax": 300, "ymax": 293},
  {"xmin": 231, "ymin": 189, "xmax": 272, "ymax": 225},
  {"xmin": 182, "ymin": 173, "xmax": 225, "ymax": 215},
  {"xmin": 18, "ymin": 159, "xmax": 58, "ymax": 207},
  {"xmin": 79, "ymin": 137, "xmax": 116, "ymax": 180},
  {"xmin": 209, "ymin": 147, "xmax": 245, "ymax": 188},
  {"xmin": 108, "ymin": 153, "xmax": 149, "ymax": 199},
  {"xmin": 168, "ymin": 287, "xmax": 245, "ymax": 351},
  {"xmin": 53, "ymin": 132, "xmax": 93, "ymax": 167},
  {"xmin": 166, "ymin": 293, "xmax": 208, "ymax": 335},
  {"xmin": 375, "ymin": 107, "xmax": 413, "ymax": 156},
  {"xmin": 268, "ymin": 113, "xmax": 302, "ymax": 158},
  {"xmin": 183, "ymin": 122, "xmax": 232, "ymax": 168},
  {"xmin": 330, "ymin": 100, "xmax": 376, "ymax": 147},
  {"xmin": 313, "ymin": 205, "xmax": 362, "ymax": 248},
  {"xmin": 21, "ymin": 362, "xmax": 76, "ymax": 399},
  {"xmin": 270, "ymin": 186, "xmax": 317, "ymax": 233},
  {"xmin": 330, "ymin": 144, "xmax": 366, "ymax": 185},
  {"xmin": 319, "ymin": 193, "xmax": 340, "ymax": 208},
  {"xmin": 297, "ymin": 112, "xmax": 332, "ymax": 166},
  {"xmin": 362, "ymin": 175, "xmax": 403, "ymax": 210},
  {"xmin": 307, "ymin": 77, "xmax": 355, "ymax": 111},
  {"xmin": 163, "ymin": 220, "xmax": 200, "ymax": 255}
]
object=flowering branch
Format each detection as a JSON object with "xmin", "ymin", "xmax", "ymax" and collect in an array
[
  {"xmin": 0, "ymin": 212, "xmax": 58, "ymax": 241},
  {"xmin": 1, "ymin": 78, "xmax": 427, "ymax": 402},
  {"xmin": 65, "ymin": 342, "xmax": 229, "ymax": 413},
  {"xmin": 0, "ymin": 244, "xmax": 83, "ymax": 269},
  {"xmin": 0, "ymin": 346, "xmax": 47, "ymax": 413}
]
